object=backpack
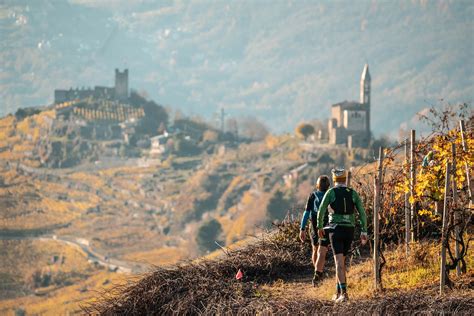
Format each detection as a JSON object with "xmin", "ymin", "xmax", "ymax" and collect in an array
[
  {"xmin": 311, "ymin": 191, "xmax": 329, "ymax": 227},
  {"xmin": 329, "ymin": 187, "xmax": 355, "ymax": 215}
]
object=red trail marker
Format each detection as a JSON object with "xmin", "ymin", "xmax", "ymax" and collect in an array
[{"xmin": 235, "ymin": 269, "xmax": 243, "ymax": 280}]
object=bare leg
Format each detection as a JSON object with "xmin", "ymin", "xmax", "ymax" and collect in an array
[
  {"xmin": 312, "ymin": 245, "xmax": 327, "ymax": 286},
  {"xmin": 316, "ymin": 245, "xmax": 328, "ymax": 272},
  {"xmin": 311, "ymin": 245, "xmax": 317, "ymax": 267}
]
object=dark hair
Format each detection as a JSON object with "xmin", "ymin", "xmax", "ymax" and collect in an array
[{"xmin": 316, "ymin": 175, "xmax": 330, "ymax": 192}]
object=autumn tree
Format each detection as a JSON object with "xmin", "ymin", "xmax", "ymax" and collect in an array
[{"xmin": 295, "ymin": 122, "xmax": 315, "ymax": 140}]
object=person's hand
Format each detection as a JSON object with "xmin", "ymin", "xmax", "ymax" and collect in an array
[
  {"xmin": 299, "ymin": 230, "xmax": 306, "ymax": 243},
  {"xmin": 360, "ymin": 232, "xmax": 368, "ymax": 245},
  {"xmin": 318, "ymin": 229, "xmax": 325, "ymax": 239}
]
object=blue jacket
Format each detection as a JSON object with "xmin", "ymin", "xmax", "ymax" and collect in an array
[{"xmin": 300, "ymin": 190, "xmax": 327, "ymax": 231}]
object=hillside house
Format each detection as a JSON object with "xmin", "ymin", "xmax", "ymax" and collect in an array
[{"xmin": 149, "ymin": 131, "xmax": 170, "ymax": 157}]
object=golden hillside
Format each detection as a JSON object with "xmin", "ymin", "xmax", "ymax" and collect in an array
[{"xmin": 0, "ymin": 105, "xmax": 376, "ymax": 314}]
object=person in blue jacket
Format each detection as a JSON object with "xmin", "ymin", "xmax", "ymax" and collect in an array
[{"xmin": 299, "ymin": 175, "xmax": 331, "ymax": 286}]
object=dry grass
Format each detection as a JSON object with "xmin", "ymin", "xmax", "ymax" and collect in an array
[
  {"xmin": 83, "ymin": 222, "xmax": 312, "ymax": 314},
  {"xmin": 83, "ymin": 222, "xmax": 474, "ymax": 315}
]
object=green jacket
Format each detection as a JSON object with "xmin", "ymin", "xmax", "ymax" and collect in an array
[{"xmin": 317, "ymin": 185, "xmax": 368, "ymax": 233}]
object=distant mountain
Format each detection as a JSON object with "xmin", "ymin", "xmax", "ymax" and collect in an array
[{"xmin": 1, "ymin": 0, "xmax": 473, "ymax": 136}]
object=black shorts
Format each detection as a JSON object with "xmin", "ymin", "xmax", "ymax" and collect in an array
[
  {"xmin": 310, "ymin": 215, "xmax": 330, "ymax": 247},
  {"xmin": 328, "ymin": 225, "xmax": 354, "ymax": 256},
  {"xmin": 311, "ymin": 230, "xmax": 330, "ymax": 247}
]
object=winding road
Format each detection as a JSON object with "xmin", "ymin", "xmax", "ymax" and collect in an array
[{"xmin": 1, "ymin": 233, "xmax": 150, "ymax": 274}]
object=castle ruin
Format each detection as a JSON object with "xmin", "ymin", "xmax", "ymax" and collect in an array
[{"xmin": 54, "ymin": 69, "xmax": 129, "ymax": 103}]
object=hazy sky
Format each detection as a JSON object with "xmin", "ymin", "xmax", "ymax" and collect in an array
[{"xmin": 1, "ymin": 0, "xmax": 473, "ymax": 136}]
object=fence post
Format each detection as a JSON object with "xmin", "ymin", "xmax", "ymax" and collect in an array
[
  {"xmin": 373, "ymin": 176, "xmax": 379, "ymax": 290},
  {"xmin": 440, "ymin": 162, "xmax": 451, "ymax": 295},
  {"xmin": 459, "ymin": 120, "xmax": 473, "ymax": 207},
  {"xmin": 451, "ymin": 143, "xmax": 461, "ymax": 276},
  {"xmin": 374, "ymin": 147, "xmax": 384, "ymax": 290},
  {"xmin": 404, "ymin": 138, "xmax": 411, "ymax": 255},
  {"xmin": 410, "ymin": 130, "xmax": 417, "ymax": 241},
  {"xmin": 346, "ymin": 169, "xmax": 352, "ymax": 187}
]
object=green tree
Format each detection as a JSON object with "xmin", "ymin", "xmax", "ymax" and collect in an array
[
  {"xmin": 196, "ymin": 219, "xmax": 223, "ymax": 253},
  {"xmin": 129, "ymin": 91, "xmax": 169, "ymax": 136},
  {"xmin": 266, "ymin": 190, "xmax": 292, "ymax": 224}
]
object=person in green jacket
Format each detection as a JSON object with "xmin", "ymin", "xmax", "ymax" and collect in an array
[{"xmin": 317, "ymin": 168, "xmax": 368, "ymax": 303}]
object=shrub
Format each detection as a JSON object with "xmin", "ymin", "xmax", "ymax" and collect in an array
[{"xmin": 196, "ymin": 219, "xmax": 223, "ymax": 253}]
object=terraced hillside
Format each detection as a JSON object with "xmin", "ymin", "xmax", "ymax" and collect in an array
[{"xmin": 0, "ymin": 105, "xmax": 374, "ymax": 314}]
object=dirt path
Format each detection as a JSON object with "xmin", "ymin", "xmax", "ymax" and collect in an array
[
  {"xmin": 254, "ymin": 261, "xmax": 474, "ymax": 314},
  {"xmin": 255, "ymin": 269, "xmax": 474, "ymax": 314}
]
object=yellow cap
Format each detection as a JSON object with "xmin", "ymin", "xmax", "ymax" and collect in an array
[{"xmin": 332, "ymin": 168, "xmax": 346, "ymax": 182}]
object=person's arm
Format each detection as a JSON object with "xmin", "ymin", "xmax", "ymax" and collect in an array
[
  {"xmin": 317, "ymin": 189, "xmax": 335, "ymax": 229},
  {"xmin": 300, "ymin": 211, "xmax": 311, "ymax": 231},
  {"xmin": 300, "ymin": 193, "xmax": 315, "ymax": 230},
  {"xmin": 352, "ymin": 190, "xmax": 367, "ymax": 233}
]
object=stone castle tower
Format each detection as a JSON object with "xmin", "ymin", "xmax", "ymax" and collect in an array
[
  {"xmin": 328, "ymin": 64, "xmax": 371, "ymax": 148},
  {"xmin": 115, "ymin": 69, "xmax": 129, "ymax": 101},
  {"xmin": 360, "ymin": 63, "xmax": 371, "ymax": 139}
]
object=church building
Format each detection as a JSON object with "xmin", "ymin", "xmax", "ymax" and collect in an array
[{"xmin": 328, "ymin": 64, "xmax": 371, "ymax": 148}]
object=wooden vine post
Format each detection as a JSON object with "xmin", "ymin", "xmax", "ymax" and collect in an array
[
  {"xmin": 451, "ymin": 143, "xmax": 461, "ymax": 276},
  {"xmin": 459, "ymin": 120, "xmax": 473, "ymax": 207},
  {"xmin": 440, "ymin": 162, "xmax": 451, "ymax": 295},
  {"xmin": 404, "ymin": 138, "xmax": 411, "ymax": 255},
  {"xmin": 346, "ymin": 169, "xmax": 352, "ymax": 187},
  {"xmin": 373, "ymin": 147, "xmax": 384, "ymax": 290},
  {"xmin": 410, "ymin": 130, "xmax": 417, "ymax": 241}
]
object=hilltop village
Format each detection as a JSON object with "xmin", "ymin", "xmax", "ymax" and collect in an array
[
  {"xmin": 10, "ymin": 69, "xmax": 246, "ymax": 168},
  {"xmin": 3, "ymin": 65, "xmax": 372, "ymax": 171},
  {"xmin": 22, "ymin": 64, "xmax": 372, "ymax": 168}
]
